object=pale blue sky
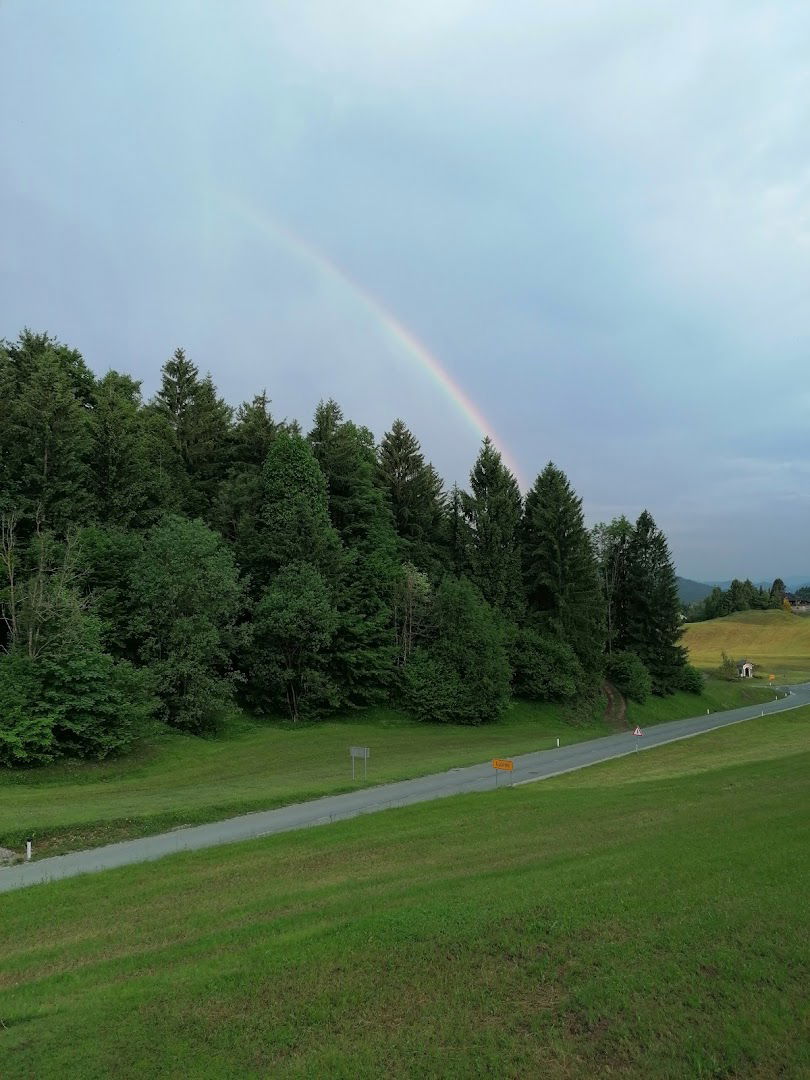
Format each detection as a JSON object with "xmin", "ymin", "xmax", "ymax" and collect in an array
[{"xmin": 2, "ymin": 1, "xmax": 809, "ymax": 579}]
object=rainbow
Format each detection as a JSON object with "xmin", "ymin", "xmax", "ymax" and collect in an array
[{"xmin": 229, "ymin": 201, "xmax": 525, "ymax": 488}]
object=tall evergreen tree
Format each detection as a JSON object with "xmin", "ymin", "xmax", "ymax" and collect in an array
[
  {"xmin": 243, "ymin": 432, "xmax": 346, "ymax": 711},
  {"xmin": 462, "ymin": 438, "xmax": 523, "ymax": 619},
  {"xmin": 0, "ymin": 333, "xmax": 91, "ymax": 532},
  {"xmin": 308, "ymin": 401, "xmax": 399, "ymax": 704},
  {"xmin": 769, "ymin": 578, "xmax": 786, "ymax": 609},
  {"xmin": 309, "ymin": 400, "xmax": 393, "ymax": 549},
  {"xmin": 446, "ymin": 483, "xmax": 468, "ymax": 576},
  {"xmin": 88, "ymin": 372, "xmax": 170, "ymax": 528},
  {"xmin": 592, "ymin": 516, "xmax": 633, "ymax": 655},
  {"xmin": 522, "ymin": 463, "xmax": 605, "ymax": 679},
  {"xmin": 378, "ymin": 419, "xmax": 447, "ymax": 572},
  {"xmin": 150, "ymin": 348, "xmax": 232, "ymax": 519},
  {"xmin": 615, "ymin": 510, "xmax": 687, "ymax": 693},
  {"xmin": 213, "ymin": 393, "xmax": 278, "ymax": 580},
  {"xmin": 258, "ymin": 430, "xmax": 342, "ymax": 583}
]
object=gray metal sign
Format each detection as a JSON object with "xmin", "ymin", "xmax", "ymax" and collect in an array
[{"xmin": 349, "ymin": 746, "xmax": 370, "ymax": 780}]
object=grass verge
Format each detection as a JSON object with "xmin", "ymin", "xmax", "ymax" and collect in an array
[
  {"xmin": 0, "ymin": 710, "xmax": 808, "ymax": 1078},
  {"xmin": 0, "ymin": 680, "xmax": 775, "ymax": 858}
]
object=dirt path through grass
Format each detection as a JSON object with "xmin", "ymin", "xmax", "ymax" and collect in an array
[{"xmin": 603, "ymin": 681, "xmax": 627, "ymax": 730}]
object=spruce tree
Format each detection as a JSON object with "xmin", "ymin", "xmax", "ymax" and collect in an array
[
  {"xmin": 592, "ymin": 516, "xmax": 633, "ymax": 655},
  {"xmin": 308, "ymin": 401, "xmax": 400, "ymax": 704},
  {"xmin": 0, "ymin": 334, "xmax": 91, "ymax": 532},
  {"xmin": 309, "ymin": 400, "xmax": 393, "ymax": 549},
  {"xmin": 462, "ymin": 438, "xmax": 523, "ymax": 619},
  {"xmin": 446, "ymin": 483, "xmax": 468, "ymax": 576},
  {"xmin": 377, "ymin": 419, "xmax": 447, "ymax": 573},
  {"xmin": 769, "ymin": 578, "xmax": 786, "ymax": 609},
  {"xmin": 88, "ymin": 372, "xmax": 168, "ymax": 528},
  {"xmin": 615, "ymin": 510, "xmax": 687, "ymax": 693},
  {"xmin": 258, "ymin": 430, "xmax": 342, "ymax": 581},
  {"xmin": 522, "ymin": 463, "xmax": 605, "ymax": 679},
  {"xmin": 213, "ymin": 393, "xmax": 278, "ymax": 582},
  {"xmin": 151, "ymin": 348, "xmax": 232, "ymax": 519},
  {"xmin": 245, "ymin": 432, "xmax": 350, "ymax": 713}
]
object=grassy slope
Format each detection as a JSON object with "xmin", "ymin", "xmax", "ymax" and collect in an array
[
  {"xmin": 683, "ymin": 608, "xmax": 810, "ymax": 682},
  {"xmin": 0, "ymin": 681, "xmax": 774, "ymax": 857},
  {"xmin": 1, "ymin": 711, "xmax": 808, "ymax": 1078},
  {"xmin": 625, "ymin": 677, "xmax": 779, "ymax": 726}
]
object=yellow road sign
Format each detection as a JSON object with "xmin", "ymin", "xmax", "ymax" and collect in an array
[{"xmin": 492, "ymin": 758, "xmax": 514, "ymax": 772}]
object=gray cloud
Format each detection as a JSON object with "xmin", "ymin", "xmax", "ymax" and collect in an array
[{"xmin": 1, "ymin": 0, "xmax": 809, "ymax": 578}]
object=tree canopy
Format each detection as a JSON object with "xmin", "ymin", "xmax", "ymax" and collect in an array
[{"xmin": 0, "ymin": 328, "xmax": 695, "ymax": 763}]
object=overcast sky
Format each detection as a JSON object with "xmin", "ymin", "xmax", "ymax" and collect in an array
[{"xmin": 2, "ymin": 1, "xmax": 809, "ymax": 580}]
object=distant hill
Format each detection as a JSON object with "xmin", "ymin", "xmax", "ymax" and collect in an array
[
  {"xmin": 682, "ymin": 609, "xmax": 810, "ymax": 683},
  {"xmin": 676, "ymin": 577, "xmax": 713, "ymax": 605}
]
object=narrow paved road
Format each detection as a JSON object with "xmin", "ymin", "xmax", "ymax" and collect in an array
[{"xmin": 2, "ymin": 686, "xmax": 807, "ymax": 894}]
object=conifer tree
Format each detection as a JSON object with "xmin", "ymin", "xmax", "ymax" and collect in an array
[
  {"xmin": 258, "ymin": 430, "xmax": 342, "ymax": 582},
  {"xmin": 769, "ymin": 578, "xmax": 786, "ymax": 609},
  {"xmin": 592, "ymin": 515, "xmax": 633, "ymax": 655},
  {"xmin": 377, "ymin": 419, "xmax": 447, "ymax": 573},
  {"xmin": 151, "ymin": 348, "xmax": 232, "ymax": 519},
  {"xmin": 244, "ymin": 431, "xmax": 349, "ymax": 713},
  {"xmin": 213, "ymin": 393, "xmax": 278, "ymax": 581},
  {"xmin": 522, "ymin": 463, "xmax": 604, "ymax": 679},
  {"xmin": 446, "ymin": 483, "xmax": 468, "ymax": 576},
  {"xmin": 0, "ymin": 334, "xmax": 91, "ymax": 532},
  {"xmin": 308, "ymin": 401, "xmax": 399, "ymax": 703},
  {"xmin": 88, "ymin": 372, "xmax": 169, "ymax": 528},
  {"xmin": 462, "ymin": 438, "xmax": 523, "ymax": 619},
  {"xmin": 615, "ymin": 510, "xmax": 687, "ymax": 693},
  {"xmin": 309, "ymin": 400, "xmax": 393, "ymax": 549}
]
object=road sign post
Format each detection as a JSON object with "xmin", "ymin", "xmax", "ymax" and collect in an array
[
  {"xmin": 349, "ymin": 746, "xmax": 370, "ymax": 780},
  {"xmin": 492, "ymin": 758, "xmax": 514, "ymax": 787},
  {"xmin": 633, "ymin": 726, "xmax": 643, "ymax": 752}
]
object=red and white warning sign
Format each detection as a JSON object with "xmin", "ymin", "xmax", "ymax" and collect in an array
[{"xmin": 633, "ymin": 726, "xmax": 643, "ymax": 736}]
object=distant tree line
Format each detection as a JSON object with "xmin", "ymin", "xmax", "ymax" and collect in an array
[
  {"xmin": 0, "ymin": 331, "xmax": 697, "ymax": 766},
  {"xmin": 690, "ymin": 578, "xmax": 790, "ymax": 621}
]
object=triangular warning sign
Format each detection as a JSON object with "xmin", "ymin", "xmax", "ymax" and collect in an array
[{"xmin": 633, "ymin": 726, "xmax": 643, "ymax": 736}]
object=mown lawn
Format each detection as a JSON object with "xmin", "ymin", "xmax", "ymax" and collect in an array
[
  {"xmin": 683, "ymin": 608, "xmax": 810, "ymax": 682},
  {"xmin": 0, "ymin": 680, "xmax": 775, "ymax": 857},
  {"xmin": 1, "ymin": 711, "xmax": 808, "ymax": 1078}
]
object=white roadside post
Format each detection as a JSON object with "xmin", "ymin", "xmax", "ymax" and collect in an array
[{"xmin": 26, "ymin": 837, "xmax": 32, "ymax": 861}]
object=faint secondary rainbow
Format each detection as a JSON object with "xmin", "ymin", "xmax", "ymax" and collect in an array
[{"xmin": 230, "ymin": 201, "xmax": 525, "ymax": 487}]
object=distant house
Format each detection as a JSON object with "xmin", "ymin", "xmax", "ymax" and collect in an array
[{"xmin": 737, "ymin": 659, "xmax": 754, "ymax": 678}]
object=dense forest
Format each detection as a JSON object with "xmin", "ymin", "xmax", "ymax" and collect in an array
[{"xmin": 0, "ymin": 331, "xmax": 696, "ymax": 766}]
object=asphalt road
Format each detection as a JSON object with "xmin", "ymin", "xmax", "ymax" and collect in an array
[{"xmin": 2, "ymin": 684, "xmax": 808, "ymax": 895}]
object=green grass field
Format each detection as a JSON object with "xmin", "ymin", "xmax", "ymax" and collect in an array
[
  {"xmin": 683, "ymin": 608, "xmax": 810, "ymax": 682},
  {"xmin": 1, "ymin": 710, "xmax": 808, "ymax": 1078},
  {"xmin": 0, "ymin": 681, "xmax": 774, "ymax": 858}
]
